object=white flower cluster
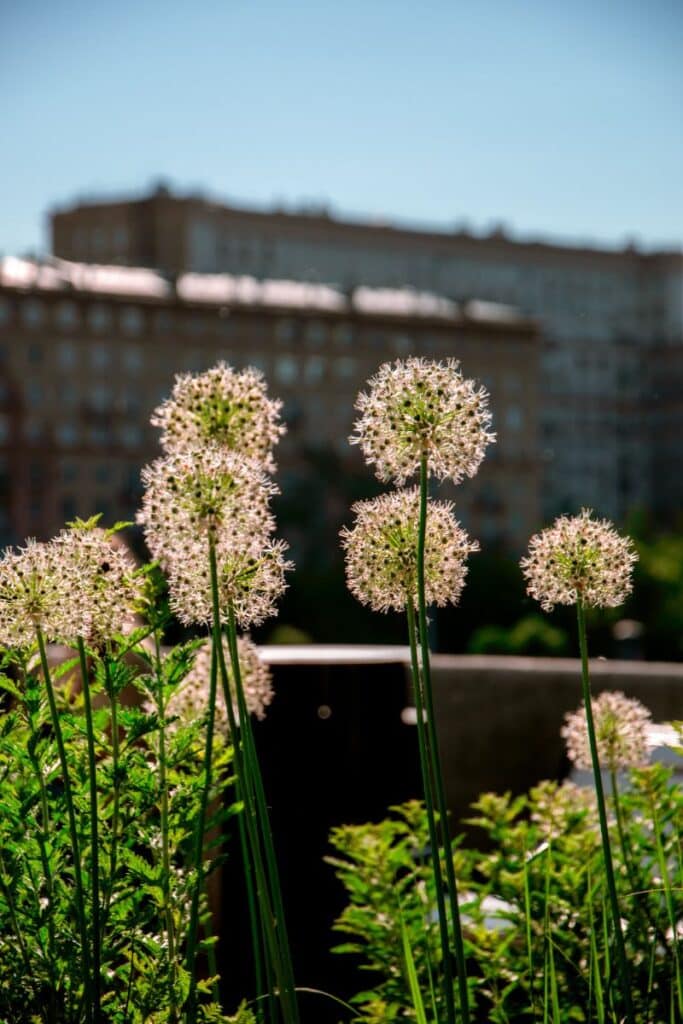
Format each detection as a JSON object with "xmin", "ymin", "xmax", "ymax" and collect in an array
[
  {"xmin": 341, "ymin": 489, "xmax": 478, "ymax": 613},
  {"xmin": 165, "ymin": 636, "xmax": 274, "ymax": 739},
  {"xmin": 562, "ymin": 690, "xmax": 652, "ymax": 773},
  {"xmin": 344, "ymin": 359, "xmax": 488, "ymax": 617},
  {"xmin": 351, "ymin": 357, "xmax": 495, "ymax": 486},
  {"xmin": 0, "ymin": 524, "xmax": 140, "ymax": 650},
  {"xmin": 520, "ymin": 509, "xmax": 637, "ymax": 612},
  {"xmin": 152, "ymin": 362, "xmax": 285, "ymax": 473},
  {"xmin": 140, "ymin": 363, "xmax": 291, "ymax": 628}
]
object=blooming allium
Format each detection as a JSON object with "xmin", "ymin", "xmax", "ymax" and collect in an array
[
  {"xmin": 151, "ymin": 362, "xmax": 285, "ymax": 471},
  {"xmin": 520, "ymin": 509, "xmax": 637, "ymax": 612},
  {"xmin": 350, "ymin": 357, "xmax": 495, "ymax": 485},
  {"xmin": 340, "ymin": 488, "xmax": 478, "ymax": 613},
  {"xmin": 562, "ymin": 690, "xmax": 652, "ymax": 773},
  {"xmin": 51, "ymin": 521, "xmax": 142, "ymax": 645},
  {"xmin": 137, "ymin": 446, "xmax": 276, "ymax": 559},
  {"xmin": 165, "ymin": 538, "xmax": 293, "ymax": 629},
  {"xmin": 165, "ymin": 636, "xmax": 274, "ymax": 739},
  {"xmin": 0, "ymin": 540, "xmax": 65, "ymax": 649}
]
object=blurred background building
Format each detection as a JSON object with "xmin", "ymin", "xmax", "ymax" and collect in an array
[
  {"xmin": 0, "ymin": 252, "xmax": 539, "ymax": 556},
  {"xmin": 51, "ymin": 185, "xmax": 683, "ymax": 524}
]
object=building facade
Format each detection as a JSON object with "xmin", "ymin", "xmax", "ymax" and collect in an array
[
  {"xmin": 0, "ymin": 257, "xmax": 540, "ymax": 556},
  {"xmin": 50, "ymin": 187, "xmax": 683, "ymax": 524}
]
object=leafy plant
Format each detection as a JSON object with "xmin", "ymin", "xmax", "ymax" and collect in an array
[{"xmin": 328, "ymin": 768, "xmax": 683, "ymax": 1023}]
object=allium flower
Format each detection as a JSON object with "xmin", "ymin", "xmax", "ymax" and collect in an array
[
  {"xmin": 165, "ymin": 538, "xmax": 293, "ymax": 629},
  {"xmin": 0, "ymin": 540, "xmax": 64, "ymax": 649},
  {"xmin": 137, "ymin": 446, "xmax": 276, "ymax": 559},
  {"xmin": 562, "ymin": 690, "xmax": 652, "ymax": 773},
  {"xmin": 164, "ymin": 636, "xmax": 274, "ymax": 739},
  {"xmin": 151, "ymin": 362, "xmax": 285, "ymax": 471},
  {"xmin": 53, "ymin": 521, "xmax": 141, "ymax": 644},
  {"xmin": 340, "ymin": 488, "xmax": 478, "ymax": 613},
  {"xmin": 350, "ymin": 357, "xmax": 495, "ymax": 485},
  {"xmin": 520, "ymin": 509, "xmax": 637, "ymax": 612}
]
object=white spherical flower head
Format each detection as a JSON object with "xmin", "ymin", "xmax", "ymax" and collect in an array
[
  {"xmin": 53, "ymin": 521, "xmax": 142, "ymax": 645},
  {"xmin": 138, "ymin": 446, "xmax": 276, "ymax": 560},
  {"xmin": 340, "ymin": 488, "xmax": 478, "ymax": 613},
  {"xmin": 165, "ymin": 538, "xmax": 293, "ymax": 629},
  {"xmin": 562, "ymin": 690, "xmax": 652, "ymax": 773},
  {"xmin": 0, "ymin": 540, "xmax": 64, "ymax": 649},
  {"xmin": 165, "ymin": 636, "xmax": 274, "ymax": 740},
  {"xmin": 350, "ymin": 357, "xmax": 495, "ymax": 485},
  {"xmin": 152, "ymin": 362, "xmax": 285, "ymax": 471},
  {"xmin": 521, "ymin": 509, "xmax": 637, "ymax": 612}
]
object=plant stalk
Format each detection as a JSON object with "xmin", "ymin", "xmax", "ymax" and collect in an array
[
  {"xmin": 76, "ymin": 638, "xmax": 102, "ymax": 1024},
  {"xmin": 418, "ymin": 454, "xmax": 470, "ymax": 1023},
  {"xmin": 36, "ymin": 626, "xmax": 93, "ymax": 1023},
  {"xmin": 576, "ymin": 599, "xmax": 633, "ymax": 1023}
]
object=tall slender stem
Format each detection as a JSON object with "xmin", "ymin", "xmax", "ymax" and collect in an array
[
  {"xmin": 576, "ymin": 600, "xmax": 633, "ymax": 1023},
  {"xmin": 36, "ymin": 627, "xmax": 92, "ymax": 1023},
  {"xmin": 207, "ymin": 539, "xmax": 291, "ymax": 1024},
  {"xmin": 185, "ymin": 632, "xmax": 219, "ymax": 1022},
  {"xmin": 153, "ymin": 628, "xmax": 178, "ymax": 1022},
  {"xmin": 418, "ymin": 454, "xmax": 470, "ymax": 1023},
  {"xmin": 100, "ymin": 653, "xmax": 121, "ymax": 938},
  {"xmin": 23, "ymin": 664, "xmax": 58, "ymax": 1023},
  {"xmin": 406, "ymin": 599, "xmax": 456, "ymax": 1024},
  {"xmin": 224, "ymin": 600, "xmax": 299, "ymax": 1024},
  {"xmin": 76, "ymin": 639, "xmax": 102, "ymax": 1024}
]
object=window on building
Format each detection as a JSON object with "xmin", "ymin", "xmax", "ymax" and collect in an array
[
  {"xmin": 59, "ymin": 340, "xmax": 77, "ymax": 369},
  {"xmin": 24, "ymin": 418, "xmax": 43, "ymax": 443},
  {"xmin": 22, "ymin": 299, "xmax": 44, "ymax": 328},
  {"xmin": 120, "ymin": 306, "xmax": 144, "ymax": 335},
  {"xmin": 27, "ymin": 343, "xmax": 43, "ymax": 364},
  {"xmin": 0, "ymin": 298, "xmax": 11, "ymax": 326},
  {"xmin": 305, "ymin": 356, "xmax": 325, "ymax": 383},
  {"xmin": 334, "ymin": 323, "xmax": 353, "ymax": 346},
  {"xmin": 505, "ymin": 405, "xmax": 523, "ymax": 431},
  {"xmin": 91, "ymin": 342, "xmax": 111, "ymax": 370},
  {"xmin": 88, "ymin": 304, "xmax": 112, "ymax": 333},
  {"xmin": 120, "ymin": 424, "xmax": 143, "ymax": 448},
  {"xmin": 276, "ymin": 319, "xmax": 296, "ymax": 345},
  {"xmin": 91, "ymin": 384, "xmax": 112, "ymax": 412},
  {"xmin": 335, "ymin": 357, "xmax": 357, "ymax": 379},
  {"xmin": 0, "ymin": 415, "xmax": 9, "ymax": 443},
  {"xmin": 95, "ymin": 463, "xmax": 110, "ymax": 484},
  {"xmin": 276, "ymin": 356, "xmax": 298, "ymax": 385},
  {"xmin": 55, "ymin": 301, "xmax": 79, "ymax": 330},
  {"xmin": 89, "ymin": 426, "xmax": 108, "ymax": 446},
  {"xmin": 123, "ymin": 345, "xmax": 143, "ymax": 372},
  {"xmin": 56, "ymin": 422, "xmax": 77, "ymax": 446},
  {"xmin": 26, "ymin": 381, "xmax": 43, "ymax": 407},
  {"xmin": 306, "ymin": 321, "xmax": 326, "ymax": 346}
]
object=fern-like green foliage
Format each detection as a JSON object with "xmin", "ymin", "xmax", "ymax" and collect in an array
[
  {"xmin": 328, "ymin": 768, "xmax": 683, "ymax": 1023},
  {"xmin": 0, "ymin": 627, "xmax": 239, "ymax": 1023}
]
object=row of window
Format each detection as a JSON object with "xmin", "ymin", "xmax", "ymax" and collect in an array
[{"xmin": 0, "ymin": 415, "xmax": 145, "ymax": 448}]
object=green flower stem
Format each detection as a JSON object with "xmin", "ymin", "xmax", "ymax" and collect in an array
[
  {"xmin": 406, "ymin": 599, "xmax": 456, "ymax": 1024},
  {"xmin": 207, "ymin": 540, "xmax": 291, "ymax": 1024},
  {"xmin": 100, "ymin": 654, "xmax": 121, "ymax": 939},
  {"xmin": 153, "ymin": 628, "xmax": 178, "ymax": 1022},
  {"xmin": 185, "ymin": 630, "xmax": 219, "ymax": 1022},
  {"xmin": 23, "ymin": 672, "xmax": 58, "ymax": 1023},
  {"xmin": 418, "ymin": 454, "xmax": 470, "ymax": 1024},
  {"xmin": 647, "ymin": 781, "xmax": 683, "ymax": 1017},
  {"xmin": 224, "ymin": 599, "xmax": 300, "ymax": 1024},
  {"xmin": 36, "ymin": 626, "xmax": 93, "ymax": 1024},
  {"xmin": 235, "ymin": 767, "xmax": 268, "ymax": 1024},
  {"xmin": 77, "ymin": 639, "xmax": 102, "ymax": 1024},
  {"xmin": 576, "ymin": 599, "xmax": 633, "ymax": 1024}
]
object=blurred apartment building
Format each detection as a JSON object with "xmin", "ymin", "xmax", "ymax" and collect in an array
[
  {"xmin": 0, "ymin": 256, "xmax": 539, "ymax": 553},
  {"xmin": 51, "ymin": 185, "xmax": 683, "ymax": 524}
]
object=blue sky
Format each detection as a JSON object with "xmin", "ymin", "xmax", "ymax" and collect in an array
[{"xmin": 2, "ymin": 0, "xmax": 682, "ymax": 256}]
